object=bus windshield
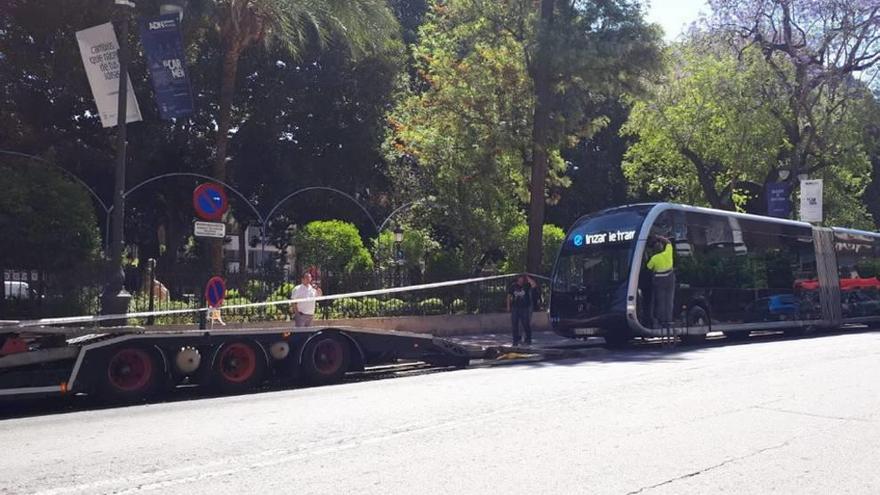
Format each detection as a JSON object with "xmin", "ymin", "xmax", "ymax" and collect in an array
[{"xmin": 553, "ymin": 207, "xmax": 651, "ymax": 293}]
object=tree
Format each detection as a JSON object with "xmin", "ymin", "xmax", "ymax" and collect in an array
[
  {"xmin": 706, "ymin": 0, "xmax": 880, "ymax": 198},
  {"xmin": 500, "ymin": 223, "xmax": 565, "ymax": 276},
  {"xmin": 293, "ymin": 220, "xmax": 374, "ymax": 293},
  {"xmin": 0, "ymin": 160, "xmax": 101, "ymax": 272},
  {"xmin": 523, "ymin": 0, "xmax": 662, "ymax": 273},
  {"xmin": 385, "ymin": 1, "xmax": 541, "ymax": 271},
  {"xmin": 622, "ymin": 40, "xmax": 878, "ymax": 227},
  {"xmin": 207, "ymin": 0, "xmax": 400, "ymax": 273},
  {"xmin": 386, "ymin": 0, "xmax": 661, "ymax": 272}
]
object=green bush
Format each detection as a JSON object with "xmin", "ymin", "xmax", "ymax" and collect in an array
[
  {"xmin": 382, "ymin": 298, "xmax": 407, "ymax": 316},
  {"xmin": 272, "ymin": 282, "xmax": 294, "ymax": 300},
  {"xmin": 500, "ymin": 223, "xmax": 566, "ymax": 275},
  {"xmin": 450, "ymin": 298, "xmax": 467, "ymax": 314},
  {"xmin": 418, "ymin": 297, "xmax": 445, "ymax": 315}
]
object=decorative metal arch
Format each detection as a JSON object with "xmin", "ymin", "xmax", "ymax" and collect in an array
[
  {"xmin": 2, "ymin": 149, "xmax": 112, "ymax": 251},
  {"xmin": 0, "ymin": 150, "xmax": 111, "ymax": 214},
  {"xmin": 264, "ymin": 186, "xmax": 379, "ymax": 232},
  {"xmin": 121, "ymin": 172, "xmax": 265, "ymax": 224}
]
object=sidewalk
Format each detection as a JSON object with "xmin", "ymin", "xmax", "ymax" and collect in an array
[{"xmin": 449, "ymin": 330, "xmax": 604, "ymax": 350}]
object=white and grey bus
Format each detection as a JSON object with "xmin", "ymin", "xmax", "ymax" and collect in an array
[{"xmin": 549, "ymin": 203, "xmax": 880, "ymax": 346}]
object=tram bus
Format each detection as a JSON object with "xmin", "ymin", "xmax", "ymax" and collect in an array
[{"xmin": 549, "ymin": 203, "xmax": 880, "ymax": 346}]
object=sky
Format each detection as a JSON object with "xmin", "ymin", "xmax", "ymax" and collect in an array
[{"xmin": 645, "ymin": 0, "xmax": 710, "ymax": 41}]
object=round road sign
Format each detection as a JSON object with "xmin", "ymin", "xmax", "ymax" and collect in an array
[
  {"xmin": 205, "ymin": 276, "xmax": 226, "ymax": 308},
  {"xmin": 193, "ymin": 183, "xmax": 228, "ymax": 221}
]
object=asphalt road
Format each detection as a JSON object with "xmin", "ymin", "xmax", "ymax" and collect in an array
[{"xmin": 2, "ymin": 331, "xmax": 879, "ymax": 494}]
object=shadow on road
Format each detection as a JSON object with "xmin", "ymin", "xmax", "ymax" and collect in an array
[{"xmin": 1, "ymin": 327, "xmax": 874, "ymax": 421}]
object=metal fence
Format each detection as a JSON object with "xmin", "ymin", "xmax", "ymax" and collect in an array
[{"xmin": 2, "ymin": 262, "xmax": 544, "ymax": 326}]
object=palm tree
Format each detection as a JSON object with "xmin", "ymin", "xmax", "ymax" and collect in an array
[{"xmin": 208, "ymin": 0, "xmax": 399, "ymax": 273}]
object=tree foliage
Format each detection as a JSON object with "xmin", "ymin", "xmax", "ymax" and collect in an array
[
  {"xmin": 293, "ymin": 220, "xmax": 373, "ymax": 278},
  {"xmin": 622, "ymin": 40, "xmax": 879, "ymax": 227},
  {"xmin": 386, "ymin": 0, "xmax": 661, "ymax": 272},
  {"xmin": 500, "ymin": 223, "xmax": 565, "ymax": 275},
  {"xmin": 706, "ymin": 0, "xmax": 880, "ymax": 198},
  {"xmin": 0, "ymin": 160, "xmax": 101, "ymax": 271}
]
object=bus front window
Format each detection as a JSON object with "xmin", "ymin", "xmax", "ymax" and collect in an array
[{"xmin": 551, "ymin": 207, "xmax": 649, "ymax": 324}]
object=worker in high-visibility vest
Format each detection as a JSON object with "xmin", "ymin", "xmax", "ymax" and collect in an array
[{"xmin": 646, "ymin": 235, "xmax": 675, "ymax": 329}]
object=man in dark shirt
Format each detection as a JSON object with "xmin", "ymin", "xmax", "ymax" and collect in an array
[{"xmin": 507, "ymin": 274, "xmax": 537, "ymax": 346}]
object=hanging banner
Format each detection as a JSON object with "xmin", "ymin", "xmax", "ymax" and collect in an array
[
  {"xmin": 799, "ymin": 179, "xmax": 823, "ymax": 223},
  {"xmin": 139, "ymin": 14, "xmax": 194, "ymax": 120},
  {"xmin": 75, "ymin": 22, "xmax": 142, "ymax": 128},
  {"xmin": 766, "ymin": 182, "xmax": 792, "ymax": 218}
]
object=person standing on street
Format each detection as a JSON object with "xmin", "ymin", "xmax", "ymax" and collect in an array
[
  {"xmin": 290, "ymin": 271, "xmax": 321, "ymax": 327},
  {"xmin": 507, "ymin": 274, "xmax": 537, "ymax": 346}
]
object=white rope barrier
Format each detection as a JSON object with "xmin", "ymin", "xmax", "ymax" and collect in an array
[{"xmin": 5, "ymin": 273, "xmax": 551, "ymax": 329}]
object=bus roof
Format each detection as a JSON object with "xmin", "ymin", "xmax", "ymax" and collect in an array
[{"xmin": 569, "ymin": 202, "xmax": 880, "ymax": 237}]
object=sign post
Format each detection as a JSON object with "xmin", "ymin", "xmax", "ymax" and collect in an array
[
  {"xmin": 205, "ymin": 276, "xmax": 225, "ymax": 308},
  {"xmin": 194, "ymin": 221, "xmax": 226, "ymax": 238},
  {"xmin": 799, "ymin": 179, "xmax": 823, "ymax": 223},
  {"xmin": 75, "ymin": 22, "xmax": 142, "ymax": 127},
  {"xmin": 139, "ymin": 14, "xmax": 194, "ymax": 120},
  {"xmin": 192, "ymin": 183, "xmax": 229, "ymax": 221},
  {"xmin": 766, "ymin": 182, "xmax": 792, "ymax": 218}
]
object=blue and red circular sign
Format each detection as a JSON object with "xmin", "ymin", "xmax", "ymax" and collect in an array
[
  {"xmin": 193, "ymin": 183, "xmax": 228, "ymax": 221},
  {"xmin": 205, "ymin": 276, "xmax": 226, "ymax": 308}
]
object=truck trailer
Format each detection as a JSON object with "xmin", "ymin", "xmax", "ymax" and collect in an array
[{"xmin": 0, "ymin": 324, "xmax": 472, "ymax": 403}]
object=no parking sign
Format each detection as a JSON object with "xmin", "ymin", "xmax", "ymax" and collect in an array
[
  {"xmin": 192, "ymin": 183, "xmax": 228, "ymax": 221},
  {"xmin": 205, "ymin": 276, "xmax": 226, "ymax": 309}
]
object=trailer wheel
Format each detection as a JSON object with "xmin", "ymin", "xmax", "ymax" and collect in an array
[
  {"xmin": 100, "ymin": 347, "xmax": 160, "ymax": 402},
  {"xmin": 213, "ymin": 342, "xmax": 265, "ymax": 394},
  {"xmin": 302, "ymin": 334, "xmax": 351, "ymax": 385}
]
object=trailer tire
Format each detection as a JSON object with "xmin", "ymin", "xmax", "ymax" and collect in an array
[
  {"xmin": 99, "ymin": 346, "xmax": 161, "ymax": 403},
  {"xmin": 301, "ymin": 333, "xmax": 351, "ymax": 385},
  {"xmin": 212, "ymin": 341, "xmax": 265, "ymax": 394}
]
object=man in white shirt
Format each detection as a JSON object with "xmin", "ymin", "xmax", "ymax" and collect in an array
[{"xmin": 290, "ymin": 272, "xmax": 321, "ymax": 327}]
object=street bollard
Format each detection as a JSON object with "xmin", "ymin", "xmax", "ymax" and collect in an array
[{"xmin": 146, "ymin": 258, "xmax": 157, "ymax": 326}]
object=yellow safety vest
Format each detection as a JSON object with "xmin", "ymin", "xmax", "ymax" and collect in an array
[{"xmin": 647, "ymin": 242, "xmax": 674, "ymax": 273}]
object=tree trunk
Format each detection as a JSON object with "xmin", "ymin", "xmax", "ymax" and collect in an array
[
  {"xmin": 525, "ymin": 0, "xmax": 555, "ymax": 275},
  {"xmin": 210, "ymin": 42, "xmax": 242, "ymax": 276},
  {"xmin": 678, "ymin": 146, "xmax": 725, "ymax": 209}
]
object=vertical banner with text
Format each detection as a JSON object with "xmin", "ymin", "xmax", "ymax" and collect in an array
[
  {"xmin": 766, "ymin": 182, "xmax": 792, "ymax": 218},
  {"xmin": 75, "ymin": 22, "xmax": 142, "ymax": 128},
  {"xmin": 799, "ymin": 179, "xmax": 823, "ymax": 223},
  {"xmin": 139, "ymin": 14, "xmax": 194, "ymax": 120}
]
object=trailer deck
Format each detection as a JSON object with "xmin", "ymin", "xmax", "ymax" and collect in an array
[{"xmin": 0, "ymin": 325, "xmax": 474, "ymax": 402}]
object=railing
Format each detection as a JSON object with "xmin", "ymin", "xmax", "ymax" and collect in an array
[{"xmin": 2, "ymin": 263, "xmax": 543, "ymax": 326}]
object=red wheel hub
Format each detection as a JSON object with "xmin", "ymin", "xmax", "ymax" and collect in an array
[
  {"xmin": 218, "ymin": 343, "xmax": 257, "ymax": 383},
  {"xmin": 313, "ymin": 339, "xmax": 343, "ymax": 374},
  {"xmin": 107, "ymin": 348, "xmax": 153, "ymax": 392}
]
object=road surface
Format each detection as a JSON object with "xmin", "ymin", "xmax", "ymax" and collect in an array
[{"xmin": 2, "ymin": 330, "xmax": 879, "ymax": 494}]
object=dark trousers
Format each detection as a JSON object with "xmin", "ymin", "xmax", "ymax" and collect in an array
[
  {"xmin": 511, "ymin": 306, "xmax": 532, "ymax": 345},
  {"xmin": 651, "ymin": 271, "xmax": 676, "ymax": 328}
]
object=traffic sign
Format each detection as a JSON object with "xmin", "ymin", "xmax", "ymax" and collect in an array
[
  {"xmin": 194, "ymin": 221, "xmax": 226, "ymax": 238},
  {"xmin": 205, "ymin": 276, "xmax": 226, "ymax": 309},
  {"xmin": 192, "ymin": 183, "xmax": 228, "ymax": 221}
]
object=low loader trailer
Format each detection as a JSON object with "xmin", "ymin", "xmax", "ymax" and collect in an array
[{"xmin": 0, "ymin": 325, "xmax": 472, "ymax": 403}]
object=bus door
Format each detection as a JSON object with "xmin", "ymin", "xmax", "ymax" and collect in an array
[{"xmin": 813, "ymin": 227, "xmax": 842, "ymax": 326}]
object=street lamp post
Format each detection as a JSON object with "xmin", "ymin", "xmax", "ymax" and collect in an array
[
  {"xmin": 393, "ymin": 226, "xmax": 404, "ymax": 287},
  {"xmin": 101, "ymin": 0, "xmax": 136, "ymax": 319},
  {"xmin": 101, "ymin": 0, "xmax": 187, "ymax": 320}
]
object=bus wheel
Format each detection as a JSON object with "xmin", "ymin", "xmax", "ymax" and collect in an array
[
  {"xmin": 100, "ymin": 347, "xmax": 160, "ymax": 403},
  {"xmin": 302, "ymin": 333, "xmax": 351, "ymax": 385},
  {"xmin": 213, "ymin": 342, "xmax": 265, "ymax": 394},
  {"xmin": 682, "ymin": 307, "xmax": 709, "ymax": 345}
]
